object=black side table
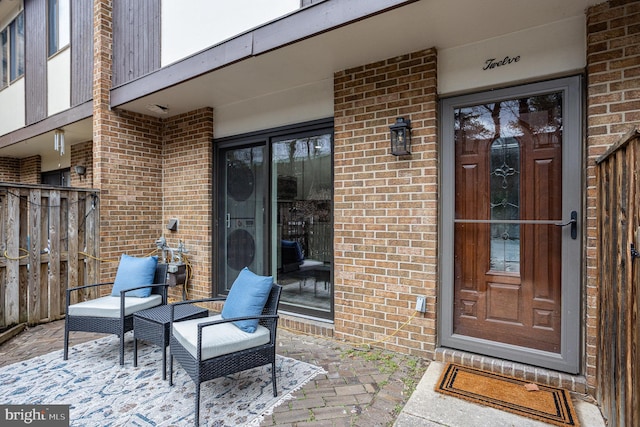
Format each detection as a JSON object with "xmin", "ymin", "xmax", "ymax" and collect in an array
[{"xmin": 133, "ymin": 304, "xmax": 208, "ymax": 380}]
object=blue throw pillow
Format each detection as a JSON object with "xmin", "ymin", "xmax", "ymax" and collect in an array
[
  {"xmin": 111, "ymin": 254, "xmax": 158, "ymax": 298},
  {"xmin": 221, "ymin": 267, "xmax": 273, "ymax": 333}
]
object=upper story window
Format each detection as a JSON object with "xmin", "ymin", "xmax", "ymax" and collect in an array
[
  {"xmin": 0, "ymin": 11, "xmax": 24, "ymax": 90},
  {"xmin": 48, "ymin": 0, "xmax": 70, "ymax": 56}
]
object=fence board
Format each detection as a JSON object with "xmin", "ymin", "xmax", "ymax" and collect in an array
[
  {"xmin": 48, "ymin": 191, "xmax": 61, "ymax": 321},
  {"xmin": 5, "ymin": 191, "xmax": 20, "ymax": 326},
  {"xmin": 0, "ymin": 185, "xmax": 100, "ymax": 328},
  {"xmin": 28, "ymin": 189, "xmax": 41, "ymax": 324},
  {"xmin": 67, "ymin": 192, "xmax": 78, "ymax": 309},
  {"xmin": 18, "ymin": 192, "xmax": 28, "ymax": 325},
  {"xmin": 85, "ymin": 193, "xmax": 99, "ymax": 299},
  {"xmin": 596, "ymin": 128, "xmax": 640, "ymax": 427}
]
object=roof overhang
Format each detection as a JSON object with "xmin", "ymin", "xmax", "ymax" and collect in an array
[
  {"xmin": 114, "ymin": 0, "xmax": 600, "ymax": 120},
  {"xmin": 0, "ymin": 0, "xmax": 601, "ymax": 160}
]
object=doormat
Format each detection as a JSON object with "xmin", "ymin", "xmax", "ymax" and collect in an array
[{"xmin": 436, "ymin": 363, "xmax": 580, "ymax": 427}]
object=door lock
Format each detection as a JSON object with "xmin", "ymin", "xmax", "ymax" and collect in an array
[{"xmin": 555, "ymin": 210, "xmax": 577, "ymax": 240}]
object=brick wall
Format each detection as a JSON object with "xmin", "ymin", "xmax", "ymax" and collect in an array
[
  {"xmin": 95, "ymin": 108, "xmax": 164, "ymax": 276},
  {"xmin": 70, "ymin": 141, "xmax": 94, "ymax": 187},
  {"xmin": 92, "ymin": 0, "xmax": 164, "ymax": 279},
  {"xmin": 19, "ymin": 156, "xmax": 41, "ymax": 184},
  {"xmin": 162, "ymin": 108, "xmax": 213, "ymax": 301},
  {"xmin": 333, "ymin": 48, "xmax": 438, "ymax": 358},
  {"xmin": 586, "ymin": 0, "xmax": 640, "ymax": 392},
  {"xmin": 0, "ymin": 158, "xmax": 20, "ymax": 182},
  {"xmin": 90, "ymin": 0, "xmax": 214, "ymax": 293}
]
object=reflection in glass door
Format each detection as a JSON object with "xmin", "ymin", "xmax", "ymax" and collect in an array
[
  {"xmin": 219, "ymin": 145, "xmax": 267, "ymax": 291},
  {"xmin": 272, "ymin": 133, "xmax": 333, "ymax": 318}
]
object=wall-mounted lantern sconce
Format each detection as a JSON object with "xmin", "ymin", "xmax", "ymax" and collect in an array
[
  {"xmin": 389, "ymin": 117, "xmax": 411, "ymax": 156},
  {"xmin": 74, "ymin": 165, "xmax": 86, "ymax": 176}
]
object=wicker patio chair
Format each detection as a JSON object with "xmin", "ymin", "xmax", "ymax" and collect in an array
[
  {"xmin": 64, "ymin": 258, "xmax": 168, "ymax": 366},
  {"xmin": 169, "ymin": 282, "xmax": 282, "ymax": 426}
]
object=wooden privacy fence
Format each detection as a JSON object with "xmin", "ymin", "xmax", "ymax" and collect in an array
[
  {"xmin": 596, "ymin": 127, "xmax": 640, "ymax": 427},
  {"xmin": 0, "ymin": 184, "xmax": 100, "ymax": 328}
]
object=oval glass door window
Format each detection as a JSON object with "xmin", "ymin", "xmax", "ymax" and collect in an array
[{"xmin": 227, "ymin": 161, "xmax": 255, "ymax": 202}]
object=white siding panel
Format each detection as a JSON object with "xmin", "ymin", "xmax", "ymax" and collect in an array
[
  {"xmin": 438, "ymin": 16, "xmax": 586, "ymax": 96},
  {"xmin": 47, "ymin": 48, "xmax": 71, "ymax": 115},
  {"xmin": 214, "ymin": 79, "xmax": 333, "ymax": 139},
  {"xmin": 0, "ymin": 79, "xmax": 26, "ymax": 136},
  {"xmin": 161, "ymin": 0, "xmax": 300, "ymax": 66}
]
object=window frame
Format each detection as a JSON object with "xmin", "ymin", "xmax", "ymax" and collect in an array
[
  {"xmin": 0, "ymin": 10, "xmax": 25, "ymax": 90},
  {"xmin": 48, "ymin": 0, "xmax": 70, "ymax": 57},
  {"xmin": 214, "ymin": 118, "xmax": 335, "ymax": 321}
]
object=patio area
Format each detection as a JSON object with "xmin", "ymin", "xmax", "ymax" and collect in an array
[{"xmin": 0, "ymin": 319, "xmax": 427, "ymax": 426}]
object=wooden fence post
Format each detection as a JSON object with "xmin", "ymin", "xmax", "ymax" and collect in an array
[{"xmin": 5, "ymin": 191, "xmax": 20, "ymax": 326}]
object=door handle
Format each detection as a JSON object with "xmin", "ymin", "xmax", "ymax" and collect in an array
[{"xmin": 555, "ymin": 210, "xmax": 577, "ymax": 240}]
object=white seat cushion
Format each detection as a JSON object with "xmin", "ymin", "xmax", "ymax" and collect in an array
[
  {"xmin": 172, "ymin": 314, "xmax": 270, "ymax": 361},
  {"xmin": 67, "ymin": 295, "xmax": 163, "ymax": 318}
]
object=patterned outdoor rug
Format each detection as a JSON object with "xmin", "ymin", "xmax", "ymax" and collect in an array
[
  {"xmin": 436, "ymin": 363, "xmax": 580, "ymax": 427},
  {"xmin": 0, "ymin": 335, "xmax": 325, "ymax": 426}
]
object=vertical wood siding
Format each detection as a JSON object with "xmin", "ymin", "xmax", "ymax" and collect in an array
[
  {"xmin": 71, "ymin": 0, "xmax": 94, "ymax": 106},
  {"xmin": 24, "ymin": 0, "xmax": 47, "ymax": 125},
  {"xmin": 112, "ymin": 0, "xmax": 161, "ymax": 87},
  {"xmin": 596, "ymin": 128, "xmax": 640, "ymax": 427},
  {"xmin": 0, "ymin": 185, "xmax": 100, "ymax": 328}
]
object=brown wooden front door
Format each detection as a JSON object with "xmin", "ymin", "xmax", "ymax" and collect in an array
[
  {"xmin": 441, "ymin": 77, "xmax": 582, "ymax": 373},
  {"xmin": 453, "ymin": 95, "xmax": 564, "ymax": 352}
]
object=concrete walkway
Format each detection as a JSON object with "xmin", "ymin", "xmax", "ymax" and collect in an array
[{"xmin": 395, "ymin": 362, "xmax": 607, "ymax": 427}]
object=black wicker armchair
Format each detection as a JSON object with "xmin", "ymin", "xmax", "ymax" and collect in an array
[
  {"xmin": 169, "ymin": 284, "xmax": 282, "ymax": 426},
  {"xmin": 64, "ymin": 262, "xmax": 168, "ymax": 365}
]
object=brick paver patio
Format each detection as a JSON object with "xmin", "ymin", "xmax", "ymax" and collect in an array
[{"xmin": 0, "ymin": 320, "xmax": 428, "ymax": 426}]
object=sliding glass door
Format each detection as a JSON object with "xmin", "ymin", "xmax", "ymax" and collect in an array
[{"xmin": 215, "ymin": 120, "xmax": 334, "ymax": 320}]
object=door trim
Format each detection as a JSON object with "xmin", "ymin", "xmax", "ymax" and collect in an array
[{"xmin": 439, "ymin": 76, "xmax": 583, "ymax": 374}]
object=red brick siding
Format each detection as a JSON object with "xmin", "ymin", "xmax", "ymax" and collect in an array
[
  {"xmin": 0, "ymin": 158, "xmax": 20, "ymax": 182},
  {"xmin": 162, "ymin": 108, "xmax": 213, "ymax": 301},
  {"xmin": 96, "ymin": 109, "xmax": 164, "ymax": 276},
  {"xmin": 19, "ymin": 156, "xmax": 41, "ymax": 185},
  {"xmin": 91, "ymin": 0, "xmax": 214, "ymax": 294},
  {"xmin": 333, "ymin": 48, "xmax": 438, "ymax": 358},
  {"xmin": 586, "ymin": 0, "xmax": 640, "ymax": 392},
  {"xmin": 92, "ymin": 0, "xmax": 164, "ymax": 280}
]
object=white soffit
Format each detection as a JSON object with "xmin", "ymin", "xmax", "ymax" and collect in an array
[
  {"xmin": 118, "ymin": 0, "xmax": 600, "ymax": 119},
  {"xmin": 438, "ymin": 15, "xmax": 588, "ymax": 96}
]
